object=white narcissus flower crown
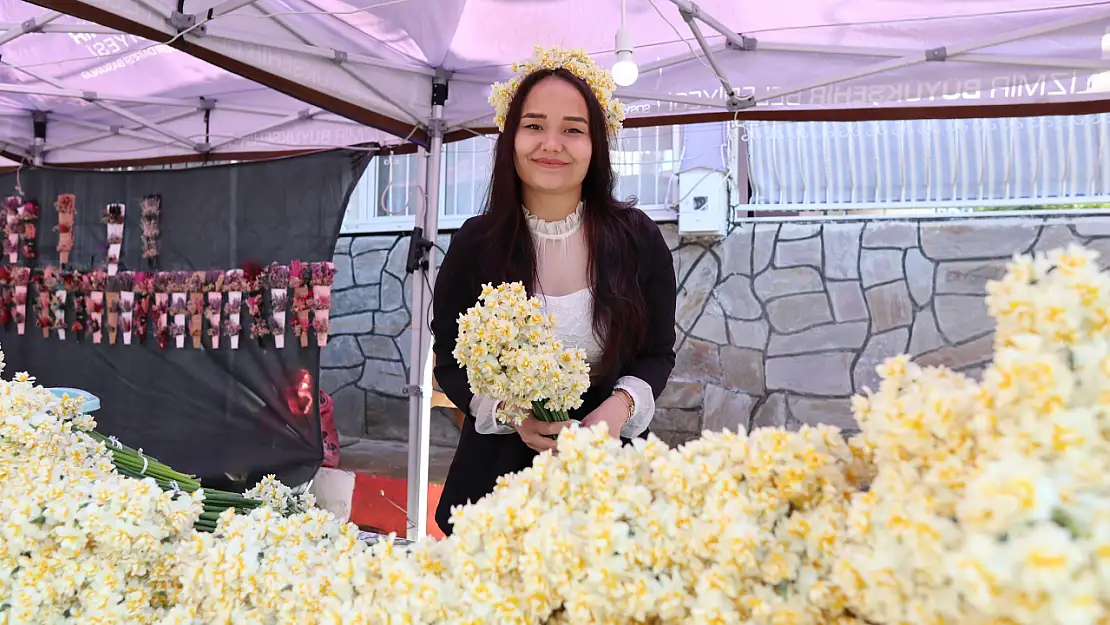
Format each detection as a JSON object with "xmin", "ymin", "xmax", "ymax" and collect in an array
[{"xmin": 489, "ymin": 45, "xmax": 625, "ymax": 137}]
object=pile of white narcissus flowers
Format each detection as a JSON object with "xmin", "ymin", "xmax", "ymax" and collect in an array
[
  {"xmin": 5, "ymin": 244, "xmax": 1110, "ymax": 624},
  {"xmin": 0, "ymin": 364, "xmax": 203, "ymax": 623},
  {"xmin": 836, "ymin": 244, "xmax": 1110, "ymax": 625}
]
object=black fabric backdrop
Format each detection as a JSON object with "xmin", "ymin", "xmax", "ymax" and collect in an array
[{"xmin": 0, "ymin": 150, "xmax": 371, "ymax": 489}]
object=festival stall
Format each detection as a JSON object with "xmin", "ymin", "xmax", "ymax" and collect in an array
[
  {"xmin": 0, "ymin": 150, "xmax": 368, "ymax": 490},
  {"xmin": 16, "ymin": 0, "xmax": 1110, "ymax": 540},
  {"xmin": 0, "ymin": 0, "xmax": 379, "ymax": 490}
]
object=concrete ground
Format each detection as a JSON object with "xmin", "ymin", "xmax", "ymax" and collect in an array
[{"xmin": 337, "ymin": 437, "xmax": 456, "ymax": 483}]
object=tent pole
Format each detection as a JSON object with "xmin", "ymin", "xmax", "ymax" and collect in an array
[
  {"xmin": 0, "ymin": 10, "xmax": 62, "ymax": 46},
  {"xmin": 616, "ymin": 90, "xmax": 731, "ymax": 109},
  {"xmin": 405, "ymin": 70, "xmax": 448, "ymax": 541},
  {"xmin": 678, "ymin": 7, "xmax": 741, "ymax": 107}
]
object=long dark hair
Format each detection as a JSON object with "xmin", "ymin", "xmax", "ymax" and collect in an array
[{"xmin": 480, "ymin": 68, "xmax": 648, "ymax": 376}]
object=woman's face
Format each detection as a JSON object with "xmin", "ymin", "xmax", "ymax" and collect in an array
[{"xmin": 513, "ymin": 76, "xmax": 593, "ymax": 197}]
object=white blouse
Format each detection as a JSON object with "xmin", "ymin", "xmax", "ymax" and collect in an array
[{"xmin": 469, "ymin": 202, "xmax": 656, "ymax": 438}]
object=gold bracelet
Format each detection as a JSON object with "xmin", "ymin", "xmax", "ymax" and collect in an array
[{"xmin": 612, "ymin": 389, "xmax": 635, "ymax": 422}]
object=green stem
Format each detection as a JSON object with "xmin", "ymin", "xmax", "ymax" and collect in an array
[
  {"xmin": 110, "ymin": 450, "xmax": 197, "ymax": 480},
  {"xmin": 532, "ymin": 400, "xmax": 550, "ymax": 422},
  {"xmin": 203, "ymin": 494, "xmax": 260, "ymax": 507},
  {"xmin": 92, "ymin": 430, "xmax": 265, "ymax": 508}
]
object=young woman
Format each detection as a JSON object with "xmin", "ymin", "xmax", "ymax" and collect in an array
[{"xmin": 431, "ymin": 64, "xmax": 677, "ymax": 536}]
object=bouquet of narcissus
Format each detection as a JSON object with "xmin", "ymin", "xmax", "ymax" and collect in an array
[{"xmin": 454, "ymin": 281, "xmax": 590, "ymax": 425}]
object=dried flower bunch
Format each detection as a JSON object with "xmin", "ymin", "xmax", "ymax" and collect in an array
[
  {"xmin": 140, "ymin": 194, "xmax": 160, "ymax": 266},
  {"xmin": 101, "ymin": 203, "xmax": 125, "ymax": 225},
  {"xmin": 55, "ymin": 194, "xmax": 76, "ymax": 263}
]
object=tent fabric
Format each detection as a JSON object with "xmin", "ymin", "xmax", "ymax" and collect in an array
[
  {"xmin": 0, "ymin": 149, "xmax": 370, "ymax": 489},
  {"xmin": 20, "ymin": 0, "xmax": 1110, "ymax": 155},
  {"xmin": 0, "ymin": 0, "xmax": 390, "ymax": 165}
]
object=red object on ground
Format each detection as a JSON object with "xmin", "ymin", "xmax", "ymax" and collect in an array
[
  {"xmin": 319, "ymin": 390, "xmax": 340, "ymax": 468},
  {"xmin": 350, "ymin": 474, "xmax": 446, "ymax": 539}
]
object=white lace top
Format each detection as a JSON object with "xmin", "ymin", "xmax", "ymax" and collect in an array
[{"xmin": 469, "ymin": 203, "xmax": 656, "ymax": 438}]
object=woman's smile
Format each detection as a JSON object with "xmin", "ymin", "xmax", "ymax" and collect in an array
[{"xmin": 532, "ymin": 158, "xmax": 568, "ymax": 169}]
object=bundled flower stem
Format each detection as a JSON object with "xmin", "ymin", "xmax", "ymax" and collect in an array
[
  {"xmin": 310, "ymin": 261, "xmax": 336, "ymax": 346},
  {"xmin": 267, "ymin": 263, "xmax": 289, "ymax": 348},
  {"xmin": 19, "ymin": 200, "xmax": 39, "ymax": 265},
  {"xmin": 186, "ymin": 271, "xmax": 205, "ymax": 349},
  {"xmin": 311, "ymin": 315, "xmax": 329, "ymax": 345},
  {"xmin": 290, "ymin": 307, "xmax": 308, "ymax": 347},
  {"xmin": 140, "ymin": 194, "xmax": 160, "ymax": 269},
  {"xmin": 50, "ymin": 292, "xmax": 66, "ymax": 338},
  {"xmin": 289, "ymin": 260, "xmax": 306, "ymax": 290},
  {"xmin": 133, "ymin": 272, "xmax": 153, "ymax": 344},
  {"xmin": 247, "ymin": 294, "xmax": 267, "ymax": 345},
  {"xmin": 224, "ymin": 269, "xmax": 246, "ymax": 349},
  {"xmin": 102, "ymin": 203, "xmax": 125, "ymax": 275},
  {"xmin": 222, "ymin": 318, "xmax": 242, "ymax": 348},
  {"xmin": 168, "ymin": 271, "xmax": 188, "ymax": 348},
  {"xmin": 454, "ymin": 282, "xmax": 591, "ymax": 428},
  {"xmin": 243, "ymin": 262, "xmax": 268, "ymax": 346},
  {"xmin": 204, "ymin": 270, "xmax": 223, "ymax": 348},
  {"xmin": 153, "ymin": 272, "xmax": 170, "ymax": 349},
  {"xmin": 290, "ymin": 260, "xmax": 311, "ymax": 347},
  {"xmin": 34, "ymin": 273, "xmax": 51, "ymax": 338},
  {"xmin": 55, "ymin": 193, "xmax": 76, "ymax": 265},
  {"xmin": 42, "ymin": 267, "xmax": 67, "ymax": 339},
  {"xmin": 86, "ymin": 270, "xmax": 106, "ymax": 343},
  {"xmin": 105, "ymin": 275, "xmax": 121, "ymax": 345},
  {"xmin": 84, "ymin": 430, "xmax": 262, "ymax": 532},
  {"xmin": 168, "ymin": 320, "xmax": 185, "ymax": 343},
  {"xmin": 118, "ymin": 272, "xmax": 135, "ymax": 345},
  {"xmin": 12, "ymin": 267, "xmax": 30, "ymax": 334},
  {"xmin": 2, "ymin": 195, "xmax": 19, "ymax": 263},
  {"xmin": 66, "ymin": 269, "xmax": 85, "ymax": 339},
  {"xmin": 0, "ymin": 269, "xmax": 12, "ymax": 329},
  {"xmin": 71, "ymin": 292, "xmax": 86, "ymax": 339}
]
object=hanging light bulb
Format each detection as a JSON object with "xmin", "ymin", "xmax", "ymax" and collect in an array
[
  {"xmin": 612, "ymin": 1, "xmax": 638, "ymax": 87},
  {"xmin": 613, "ymin": 54, "xmax": 638, "ymax": 87}
]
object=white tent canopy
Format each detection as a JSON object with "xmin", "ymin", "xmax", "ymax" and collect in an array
[
  {"xmin": 22, "ymin": 0, "xmax": 1110, "ymax": 154},
  {"xmin": 15, "ymin": 0, "xmax": 1110, "ymax": 540},
  {"xmin": 0, "ymin": 0, "xmax": 390, "ymax": 165}
]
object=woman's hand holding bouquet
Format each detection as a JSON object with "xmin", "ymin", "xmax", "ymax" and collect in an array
[{"xmin": 453, "ymin": 282, "xmax": 590, "ymax": 451}]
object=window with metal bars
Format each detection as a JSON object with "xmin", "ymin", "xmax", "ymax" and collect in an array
[
  {"xmin": 743, "ymin": 114, "xmax": 1110, "ymax": 215},
  {"xmin": 340, "ymin": 125, "xmax": 684, "ymax": 234}
]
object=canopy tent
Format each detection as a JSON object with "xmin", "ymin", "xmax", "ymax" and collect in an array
[
  {"xmin": 23, "ymin": 0, "xmax": 1110, "ymax": 149},
  {"xmin": 0, "ymin": 0, "xmax": 391, "ymax": 166},
  {"xmin": 19, "ymin": 0, "xmax": 1110, "ymax": 540}
]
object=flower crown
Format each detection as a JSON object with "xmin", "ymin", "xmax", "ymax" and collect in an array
[{"xmin": 489, "ymin": 45, "xmax": 625, "ymax": 137}]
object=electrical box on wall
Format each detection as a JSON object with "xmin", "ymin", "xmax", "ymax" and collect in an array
[{"xmin": 677, "ymin": 167, "xmax": 729, "ymax": 238}]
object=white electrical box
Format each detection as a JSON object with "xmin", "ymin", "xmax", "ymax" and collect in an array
[{"xmin": 677, "ymin": 167, "xmax": 729, "ymax": 237}]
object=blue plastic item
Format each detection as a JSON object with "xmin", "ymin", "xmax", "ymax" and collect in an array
[{"xmin": 46, "ymin": 387, "xmax": 101, "ymax": 413}]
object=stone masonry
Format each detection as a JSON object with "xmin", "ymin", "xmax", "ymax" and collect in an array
[{"xmin": 322, "ymin": 213, "xmax": 1110, "ymax": 448}]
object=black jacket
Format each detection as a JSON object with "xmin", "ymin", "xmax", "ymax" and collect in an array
[{"xmin": 431, "ymin": 208, "xmax": 677, "ymax": 535}]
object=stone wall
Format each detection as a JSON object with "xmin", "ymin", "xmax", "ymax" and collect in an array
[
  {"xmin": 321, "ymin": 234, "xmax": 461, "ymax": 447},
  {"xmin": 322, "ymin": 213, "xmax": 1110, "ymax": 447}
]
